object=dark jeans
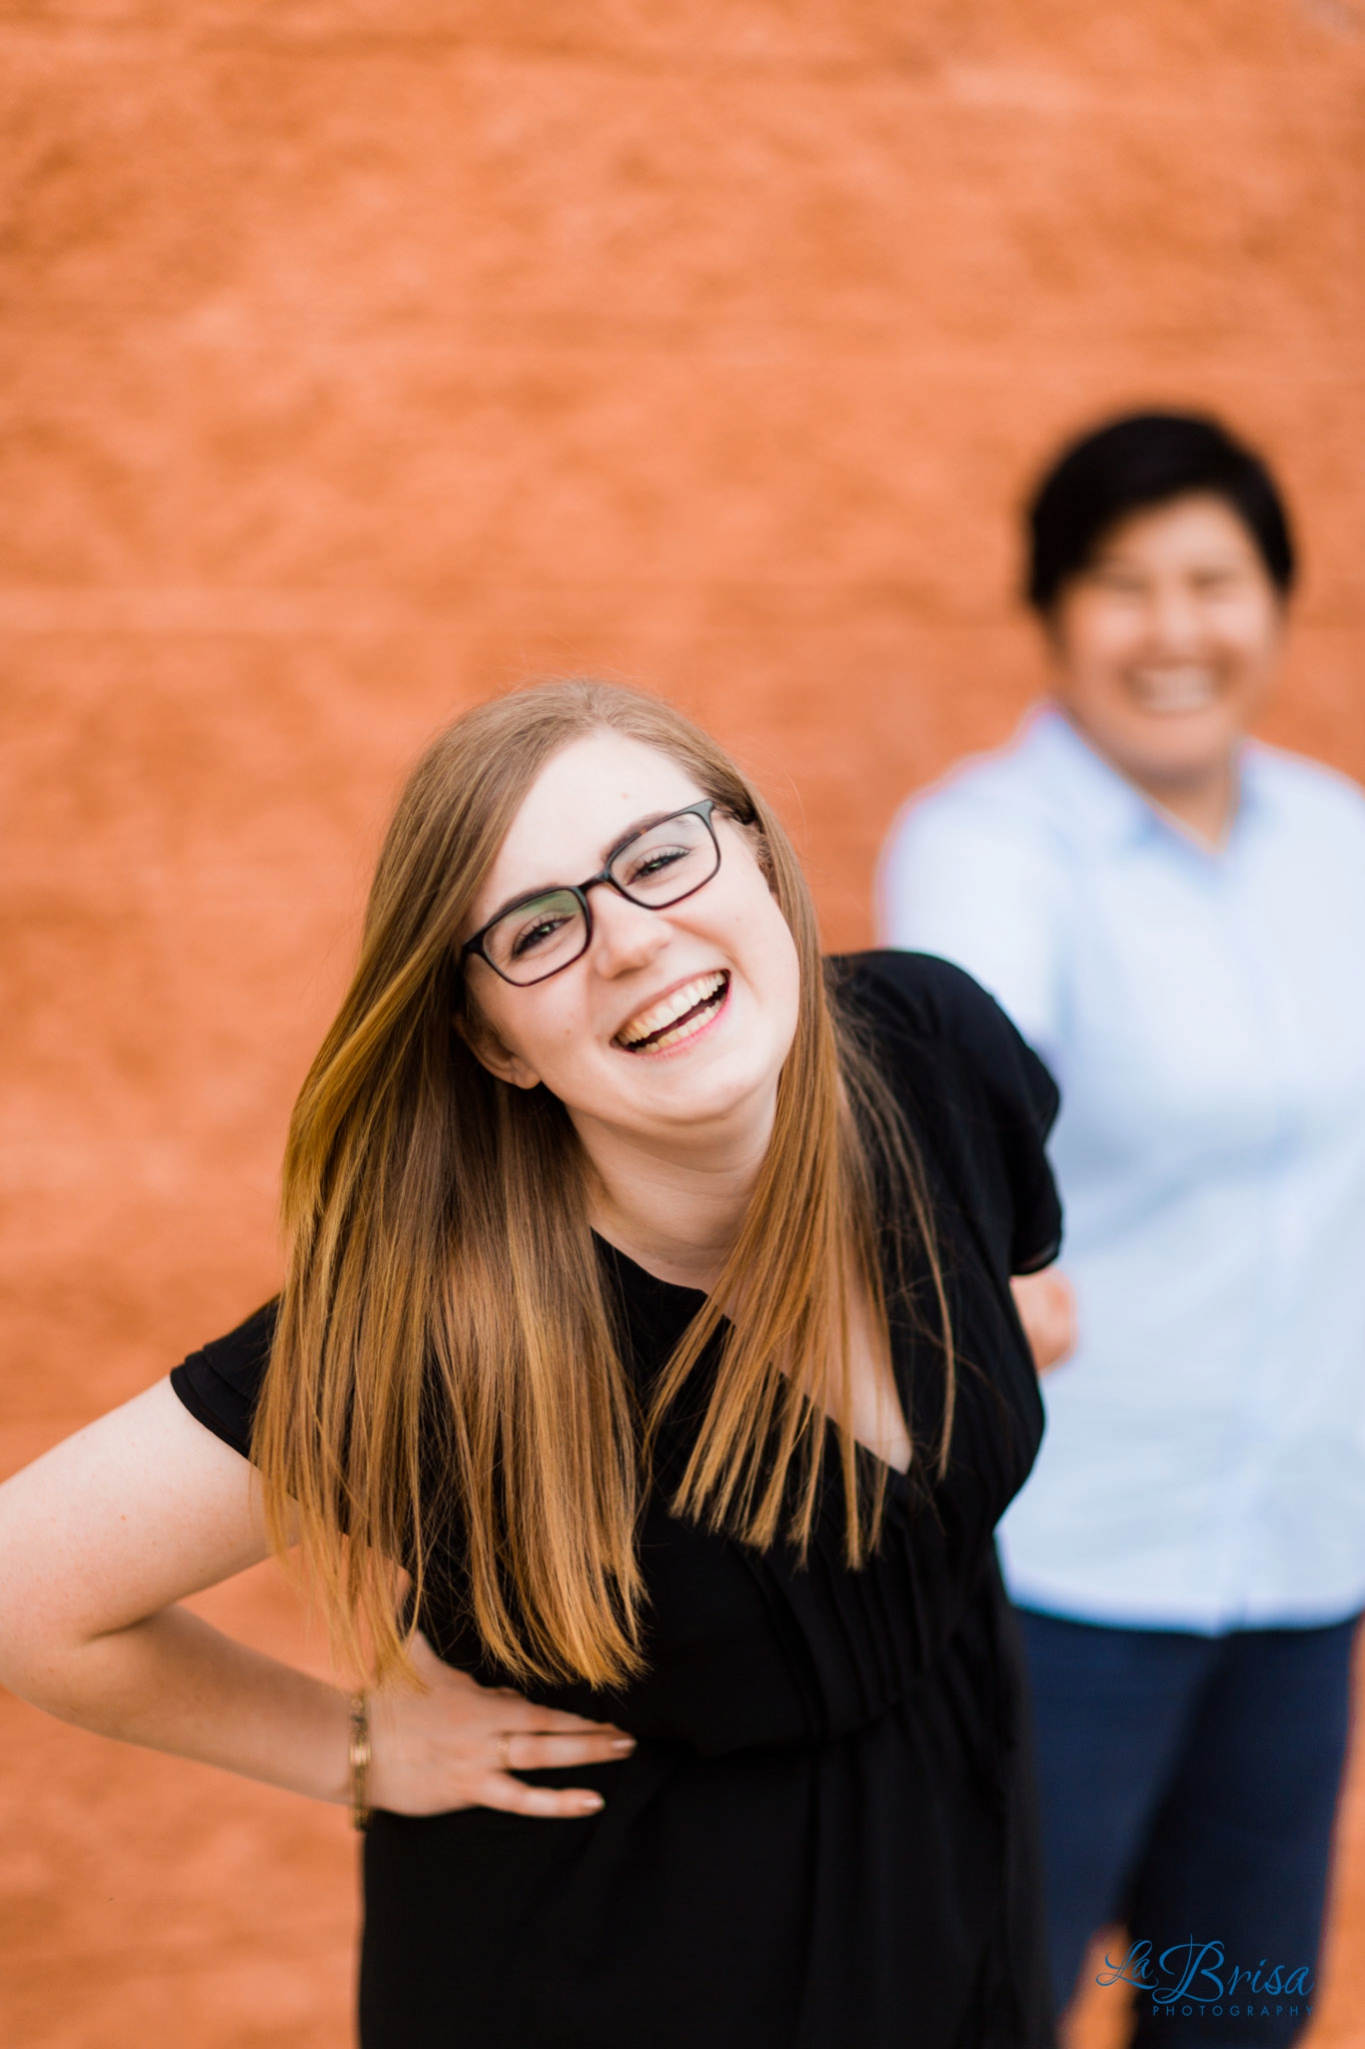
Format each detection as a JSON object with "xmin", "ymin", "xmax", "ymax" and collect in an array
[{"xmin": 1016, "ymin": 1606, "xmax": 1359, "ymax": 2049}]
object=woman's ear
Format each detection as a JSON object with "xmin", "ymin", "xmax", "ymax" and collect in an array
[{"xmin": 454, "ymin": 1007, "xmax": 543, "ymax": 1091}]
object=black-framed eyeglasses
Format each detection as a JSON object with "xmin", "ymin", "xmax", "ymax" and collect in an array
[{"xmin": 460, "ymin": 799, "xmax": 723, "ymax": 987}]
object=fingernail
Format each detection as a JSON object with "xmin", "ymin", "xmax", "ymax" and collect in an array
[
  {"xmin": 611, "ymin": 1737, "xmax": 636, "ymax": 1753},
  {"xmin": 577, "ymin": 1793, "xmax": 604, "ymax": 1813}
]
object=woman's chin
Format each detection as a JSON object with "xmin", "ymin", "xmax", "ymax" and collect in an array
[
  {"xmin": 600, "ymin": 1041, "xmax": 784, "ymax": 1142},
  {"xmin": 1084, "ymin": 719, "xmax": 1236, "ymax": 798}
]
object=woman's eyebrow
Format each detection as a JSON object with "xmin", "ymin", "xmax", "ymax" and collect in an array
[
  {"xmin": 482, "ymin": 805, "xmax": 694, "ymax": 927},
  {"xmin": 601, "ymin": 804, "xmax": 688, "ymax": 866}
]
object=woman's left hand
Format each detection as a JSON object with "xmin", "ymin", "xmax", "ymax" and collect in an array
[{"xmin": 1010, "ymin": 1268, "xmax": 1077, "ymax": 1375}]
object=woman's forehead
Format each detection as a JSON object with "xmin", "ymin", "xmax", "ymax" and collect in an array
[
  {"xmin": 481, "ymin": 732, "xmax": 704, "ymax": 899},
  {"xmin": 1095, "ymin": 492, "xmax": 1261, "ymax": 568}
]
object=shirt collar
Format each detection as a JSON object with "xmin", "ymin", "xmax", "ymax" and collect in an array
[{"xmin": 1016, "ymin": 703, "xmax": 1262, "ymax": 858}]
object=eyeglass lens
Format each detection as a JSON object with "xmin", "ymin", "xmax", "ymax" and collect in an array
[{"xmin": 482, "ymin": 809, "xmax": 719, "ymax": 984}]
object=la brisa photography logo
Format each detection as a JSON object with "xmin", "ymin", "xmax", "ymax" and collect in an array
[{"xmin": 1098, "ymin": 1938, "xmax": 1315, "ymax": 2024}]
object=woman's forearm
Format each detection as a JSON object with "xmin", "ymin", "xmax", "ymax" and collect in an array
[
  {"xmin": 4, "ymin": 1603, "xmax": 353, "ymax": 1805},
  {"xmin": 0, "ymin": 1383, "xmax": 636, "ymax": 1821},
  {"xmin": 0, "ymin": 1382, "xmax": 353, "ymax": 1806}
]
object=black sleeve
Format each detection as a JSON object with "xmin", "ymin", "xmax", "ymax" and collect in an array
[
  {"xmin": 169, "ymin": 1298, "xmax": 280, "ymax": 1462},
  {"xmin": 832, "ymin": 950, "xmax": 1063, "ymax": 1278}
]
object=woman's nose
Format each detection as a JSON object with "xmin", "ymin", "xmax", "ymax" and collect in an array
[
  {"xmin": 588, "ymin": 888, "xmax": 670, "ymax": 975},
  {"xmin": 1146, "ymin": 579, "xmax": 1204, "ymax": 652}
]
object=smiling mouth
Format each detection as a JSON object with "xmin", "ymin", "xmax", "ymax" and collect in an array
[
  {"xmin": 614, "ymin": 971, "xmax": 730, "ymax": 1053},
  {"xmin": 1128, "ymin": 665, "xmax": 1222, "ymax": 714}
]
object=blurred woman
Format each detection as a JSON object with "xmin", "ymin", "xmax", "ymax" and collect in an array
[
  {"xmin": 0, "ymin": 681, "xmax": 1062, "ymax": 2048},
  {"xmin": 880, "ymin": 412, "xmax": 1365, "ymax": 2047}
]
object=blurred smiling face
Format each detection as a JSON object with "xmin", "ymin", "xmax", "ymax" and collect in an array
[
  {"xmin": 1049, "ymin": 492, "xmax": 1284, "ymax": 796},
  {"xmin": 460, "ymin": 730, "xmax": 802, "ymax": 1154}
]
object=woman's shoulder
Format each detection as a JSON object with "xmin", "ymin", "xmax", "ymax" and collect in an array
[
  {"xmin": 169, "ymin": 1299, "xmax": 279, "ymax": 1462},
  {"xmin": 1248, "ymin": 743, "xmax": 1365, "ymax": 845},
  {"xmin": 832, "ymin": 950, "xmax": 1055, "ymax": 1110},
  {"xmin": 829, "ymin": 949, "xmax": 1063, "ymax": 1277},
  {"xmin": 835, "ymin": 946, "xmax": 1003, "ymax": 1027}
]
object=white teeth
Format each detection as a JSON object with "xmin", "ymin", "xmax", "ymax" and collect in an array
[
  {"xmin": 1129, "ymin": 667, "xmax": 1220, "ymax": 713},
  {"xmin": 616, "ymin": 972, "xmax": 727, "ymax": 1048}
]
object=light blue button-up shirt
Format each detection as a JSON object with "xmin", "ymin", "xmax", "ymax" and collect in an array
[{"xmin": 879, "ymin": 706, "xmax": 1365, "ymax": 1632}]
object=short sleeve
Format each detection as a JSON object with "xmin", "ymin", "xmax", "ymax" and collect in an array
[
  {"xmin": 836, "ymin": 950, "xmax": 1063, "ymax": 1278},
  {"xmin": 169, "ymin": 1299, "xmax": 279, "ymax": 1462}
]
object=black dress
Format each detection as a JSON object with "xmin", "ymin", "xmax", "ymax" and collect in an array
[{"xmin": 171, "ymin": 953, "xmax": 1062, "ymax": 2049}]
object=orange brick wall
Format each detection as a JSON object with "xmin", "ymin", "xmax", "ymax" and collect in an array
[{"xmin": 2, "ymin": 5, "xmax": 1363, "ymax": 2044}]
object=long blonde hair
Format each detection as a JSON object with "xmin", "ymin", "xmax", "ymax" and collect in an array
[{"xmin": 254, "ymin": 682, "xmax": 952, "ymax": 1688}]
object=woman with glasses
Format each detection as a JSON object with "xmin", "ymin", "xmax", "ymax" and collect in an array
[{"xmin": 0, "ymin": 681, "xmax": 1062, "ymax": 2049}]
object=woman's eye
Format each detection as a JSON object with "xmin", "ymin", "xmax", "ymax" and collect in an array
[
  {"xmin": 624, "ymin": 843, "xmax": 688, "ymax": 884},
  {"xmin": 510, "ymin": 913, "xmax": 570, "ymax": 958}
]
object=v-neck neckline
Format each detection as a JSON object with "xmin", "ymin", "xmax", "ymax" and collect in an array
[{"xmin": 593, "ymin": 1233, "xmax": 916, "ymax": 1483}]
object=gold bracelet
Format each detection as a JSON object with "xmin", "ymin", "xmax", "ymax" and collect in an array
[{"xmin": 349, "ymin": 1693, "xmax": 372, "ymax": 1832}]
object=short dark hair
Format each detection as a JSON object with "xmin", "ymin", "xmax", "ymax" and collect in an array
[{"xmin": 1026, "ymin": 410, "xmax": 1296, "ymax": 613}]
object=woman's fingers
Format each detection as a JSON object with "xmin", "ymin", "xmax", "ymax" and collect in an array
[
  {"xmin": 475, "ymin": 1773, "xmax": 606, "ymax": 1819},
  {"xmin": 501, "ymin": 1729, "xmax": 634, "ymax": 1771},
  {"xmin": 377, "ymin": 1635, "xmax": 635, "ymax": 1817},
  {"xmin": 1010, "ymin": 1267, "xmax": 1077, "ymax": 1374},
  {"xmin": 426, "ymin": 1656, "xmax": 628, "ymax": 1742},
  {"xmin": 476, "ymin": 1727, "xmax": 634, "ymax": 1820},
  {"xmin": 492, "ymin": 1688, "xmax": 629, "ymax": 1742}
]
